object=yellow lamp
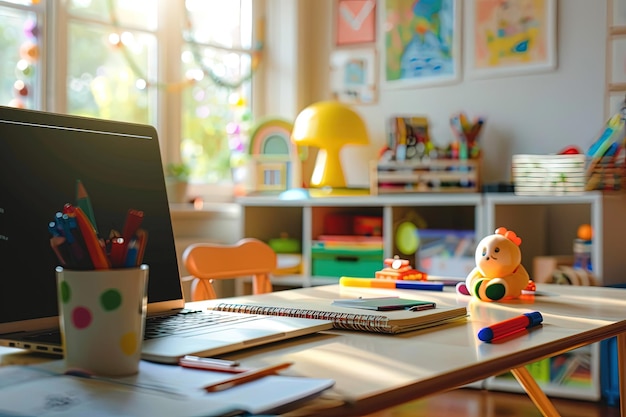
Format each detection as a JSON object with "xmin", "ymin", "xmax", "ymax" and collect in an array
[{"xmin": 291, "ymin": 101, "xmax": 369, "ymax": 188}]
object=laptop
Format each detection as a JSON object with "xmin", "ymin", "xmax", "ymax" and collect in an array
[{"xmin": 0, "ymin": 106, "xmax": 332, "ymax": 364}]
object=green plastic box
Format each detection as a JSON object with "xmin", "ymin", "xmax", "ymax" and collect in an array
[{"xmin": 311, "ymin": 246, "xmax": 383, "ymax": 278}]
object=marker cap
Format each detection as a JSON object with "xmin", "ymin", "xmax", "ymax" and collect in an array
[{"xmin": 523, "ymin": 311, "xmax": 544, "ymax": 327}]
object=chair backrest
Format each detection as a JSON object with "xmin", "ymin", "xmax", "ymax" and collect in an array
[{"xmin": 182, "ymin": 238, "xmax": 277, "ymax": 301}]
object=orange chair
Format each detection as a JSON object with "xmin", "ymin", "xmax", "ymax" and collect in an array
[{"xmin": 182, "ymin": 238, "xmax": 277, "ymax": 301}]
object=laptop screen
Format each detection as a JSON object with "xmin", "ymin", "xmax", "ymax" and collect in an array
[{"xmin": 0, "ymin": 106, "xmax": 183, "ymax": 324}]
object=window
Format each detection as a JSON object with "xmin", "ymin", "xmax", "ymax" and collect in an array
[
  {"xmin": 180, "ymin": 0, "xmax": 254, "ymax": 183},
  {"xmin": 0, "ymin": 0, "xmax": 256, "ymax": 185},
  {"xmin": 65, "ymin": 0, "xmax": 157, "ymax": 125},
  {"xmin": 0, "ymin": 0, "xmax": 44, "ymax": 110}
]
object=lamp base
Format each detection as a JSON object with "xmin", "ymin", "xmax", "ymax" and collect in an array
[{"xmin": 308, "ymin": 187, "xmax": 370, "ymax": 198}]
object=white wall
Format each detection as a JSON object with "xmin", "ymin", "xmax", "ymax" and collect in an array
[{"xmin": 281, "ymin": 0, "xmax": 608, "ymax": 187}]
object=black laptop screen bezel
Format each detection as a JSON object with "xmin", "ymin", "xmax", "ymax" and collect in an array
[{"xmin": 0, "ymin": 106, "xmax": 184, "ymax": 326}]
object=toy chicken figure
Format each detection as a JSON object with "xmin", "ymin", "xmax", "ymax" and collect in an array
[{"xmin": 459, "ymin": 227, "xmax": 529, "ymax": 301}]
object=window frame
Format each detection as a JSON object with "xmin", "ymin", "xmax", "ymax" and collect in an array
[{"xmin": 49, "ymin": 0, "xmax": 260, "ymax": 181}]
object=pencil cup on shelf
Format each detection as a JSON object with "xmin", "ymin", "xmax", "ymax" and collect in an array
[{"xmin": 56, "ymin": 265, "xmax": 149, "ymax": 376}]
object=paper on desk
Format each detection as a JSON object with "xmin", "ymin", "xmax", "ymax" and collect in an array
[{"xmin": 0, "ymin": 361, "xmax": 335, "ymax": 417}]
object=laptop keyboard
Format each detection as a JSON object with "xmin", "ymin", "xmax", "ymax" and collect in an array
[
  {"xmin": 143, "ymin": 309, "xmax": 260, "ymax": 339},
  {"xmin": 16, "ymin": 309, "xmax": 260, "ymax": 345}
]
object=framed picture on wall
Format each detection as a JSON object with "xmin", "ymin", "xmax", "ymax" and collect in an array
[
  {"xmin": 611, "ymin": 0, "xmax": 626, "ymax": 27},
  {"xmin": 610, "ymin": 35, "xmax": 626, "ymax": 85},
  {"xmin": 335, "ymin": 0, "xmax": 376, "ymax": 46},
  {"xmin": 466, "ymin": 0, "xmax": 557, "ymax": 79},
  {"xmin": 382, "ymin": 0, "xmax": 460, "ymax": 89},
  {"xmin": 330, "ymin": 48, "xmax": 377, "ymax": 104},
  {"xmin": 608, "ymin": 91, "xmax": 626, "ymax": 117}
]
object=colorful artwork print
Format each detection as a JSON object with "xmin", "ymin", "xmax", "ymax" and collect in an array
[
  {"xmin": 383, "ymin": 0, "xmax": 459, "ymax": 87},
  {"xmin": 336, "ymin": 0, "xmax": 377, "ymax": 45},
  {"xmin": 345, "ymin": 59, "xmax": 367, "ymax": 85},
  {"xmin": 330, "ymin": 49, "xmax": 377, "ymax": 104},
  {"xmin": 470, "ymin": 0, "xmax": 556, "ymax": 76}
]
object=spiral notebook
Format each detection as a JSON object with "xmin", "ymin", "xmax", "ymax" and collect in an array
[{"xmin": 207, "ymin": 285, "xmax": 468, "ymax": 334}]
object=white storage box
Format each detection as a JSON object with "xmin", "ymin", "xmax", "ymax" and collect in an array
[{"xmin": 512, "ymin": 154, "xmax": 586, "ymax": 195}]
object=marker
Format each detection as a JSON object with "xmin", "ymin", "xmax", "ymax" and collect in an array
[
  {"xmin": 124, "ymin": 239, "xmax": 139, "ymax": 267},
  {"xmin": 109, "ymin": 237, "xmax": 126, "ymax": 267},
  {"xmin": 122, "ymin": 209, "xmax": 144, "ymax": 242},
  {"xmin": 477, "ymin": 311, "xmax": 543, "ymax": 343},
  {"xmin": 339, "ymin": 277, "xmax": 444, "ymax": 291},
  {"xmin": 53, "ymin": 212, "xmax": 89, "ymax": 268}
]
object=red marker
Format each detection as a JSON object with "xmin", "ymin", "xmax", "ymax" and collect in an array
[
  {"xmin": 478, "ymin": 311, "xmax": 543, "ymax": 342},
  {"xmin": 109, "ymin": 237, "xmax": 126, "ymax": 268},
  {"xmin": 122, "ymin": 209, "xmax": 144, "ymax": 241}
]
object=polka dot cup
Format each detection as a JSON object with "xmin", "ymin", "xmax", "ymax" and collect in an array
[{"xmin": 56, "ymin": 265, "xmax": 149, "ymax": 376}]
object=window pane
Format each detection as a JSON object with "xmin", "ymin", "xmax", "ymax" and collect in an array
[
  {"xmin": 181, "ymin": 0, "xmax": 253, "ymax": 184},
  {"xmin": 0, "ymin": 6, "xmax": 40, "ymax": 109},
  {"xmin": 180, "ymin": 44, "xmax": 252, "ymax": 183},
  {"xmin": 2, "ymin": 0, "xmax": 34, "ymax": 6},
  {"xmin": 67, "ymin": 21, "xmax": 155, "ymax": 124},
  {"xmin": 68, "ymin": 0, "xmax": 157, "ymax": 31},
  {"xmin": 186, "ymin": 0, "xmax": 251, "ymax": 48}
]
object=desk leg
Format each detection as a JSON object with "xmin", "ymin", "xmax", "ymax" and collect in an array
[
  {"xmin": 510, "ymin": 366, "xmax": 560, "ymax": 417},
  {"xmin": 618, "ymin": 332, "xmax": 626, "ymax": 417}
]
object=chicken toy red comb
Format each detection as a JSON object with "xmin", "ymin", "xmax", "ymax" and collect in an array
[{"xmin": 495, "ymin": 227, "xmax": 522, "ymax": 246}]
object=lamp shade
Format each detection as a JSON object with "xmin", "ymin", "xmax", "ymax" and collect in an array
[{"xmin": 291, "ymin": 101, "xmax": 369, "ymax": 188}]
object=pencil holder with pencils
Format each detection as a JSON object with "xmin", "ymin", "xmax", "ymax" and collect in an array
[
  {"xmin": 48, "ymin": 199, "xmax": 147, "ymax": 270},
  {"xmin": 56, "ymin": 265, "xmax": 149, "ymax": 376},
  {"xmin": 48, "ymin": 180, "xmax": 150, "ymax": 376},
  {"xmin": 449, "ymin": 112, "xmax": 484, "ymax": 160}
]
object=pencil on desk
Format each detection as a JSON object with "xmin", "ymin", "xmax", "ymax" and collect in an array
[{"xmin": 203, "ymin": 361, "xmax": 293, "ymax": 392}]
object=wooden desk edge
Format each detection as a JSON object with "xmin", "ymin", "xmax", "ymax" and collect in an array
[{"xmin": 286, "ymin": 322, "xmax": 626, "ymax": 417}]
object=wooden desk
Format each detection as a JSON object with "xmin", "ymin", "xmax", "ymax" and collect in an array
[
  {"xmin": 1, "ymin": 284, "xmax": 625, "ymax": 417},
  {"xmin": 202, "ymin": 284, "xmax": 626, "ymax": 417}
]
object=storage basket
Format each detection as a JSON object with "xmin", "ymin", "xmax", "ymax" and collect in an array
[
  {"xmin": 370, "ymin": 159, "xmax": 480, "ymax": 194},
  {"xmin": 585, "ymin": 156, "xmax": 625, "ymax": 191},
  {"xmin": 512, "ymin": 154, "xmax": 586, "ymax": 195}
]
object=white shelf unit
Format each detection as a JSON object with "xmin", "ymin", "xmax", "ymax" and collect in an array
[
  {"xmin": 483, "ymin": 192, "xmax": 626, "ymax": 286},
  {"xmin": 486, "ymin": 343, "xmax": 601, "ymax": 401},
  {"xmin": 234, "ymin": 192, "xmax": 626, "ymax": 401},
  {"xmin": 237, "ymin": 194, "xmax": 484, "ymax": 288}
]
